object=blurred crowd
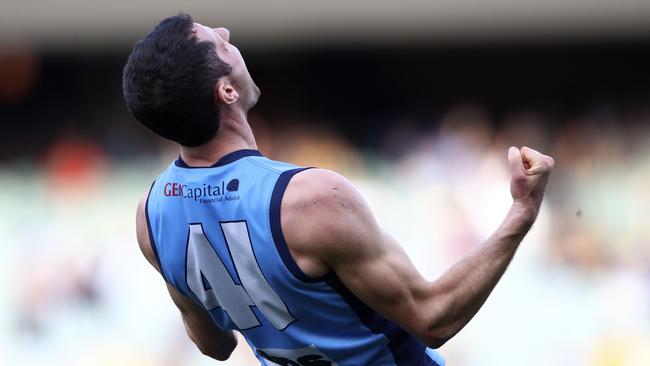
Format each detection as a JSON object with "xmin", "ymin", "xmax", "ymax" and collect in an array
[
  {"xmin": 1, "ymin": 35, "xmax": 650, "ymax": 366},
  {"xmin": 1, "ymin": 99, "xmax": 649, "ymax": 366}
]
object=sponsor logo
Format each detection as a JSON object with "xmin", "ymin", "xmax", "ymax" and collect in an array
[
  {"xmin": 227, "ymin": 178, "xmax": 239, "ymax": 192},
  {"xmin": 163, "ymin": 178, "xmax": 240, "ymax": 204}
]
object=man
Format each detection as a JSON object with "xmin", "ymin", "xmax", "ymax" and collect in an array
[{"xmin": 123, "ymin": 14, "xmax": 554, "ymax": 366}]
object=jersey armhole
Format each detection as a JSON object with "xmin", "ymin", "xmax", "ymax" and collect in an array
[
  {"xmin": 144, "ymin": 180, "xmax": 169, "ymax": 283},
  {"xmin": 269, "ymin": 167, "xmax": 329, "ymax": 283}
]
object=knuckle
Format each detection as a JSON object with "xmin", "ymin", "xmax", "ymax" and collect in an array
[{"xmin": 544, "ymin": 157, "xmax": 555, "ymax": 168}]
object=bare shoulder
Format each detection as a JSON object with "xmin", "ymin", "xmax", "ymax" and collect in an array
[
  {"xmin": 281, "ymin": 169, "xmax": 381, "ymax": 269},
  {"xmin": 135, "ymin": 193, "xmax": 161, "ymax": 273},
  {"xmin": 283, "ymin": 168, "xmax": 364, "ymax": 214}
]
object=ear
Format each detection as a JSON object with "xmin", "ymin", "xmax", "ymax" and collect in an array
[{"xmin": 215, "ymin": 78, "xmax": 239, "ymax": 105}]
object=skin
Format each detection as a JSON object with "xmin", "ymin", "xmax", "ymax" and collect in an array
[{"xmin": 136, "ymin": 23, "xmax": 555, "ymax": 361}]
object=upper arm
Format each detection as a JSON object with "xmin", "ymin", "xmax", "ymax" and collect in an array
[
  {"xmin": 166, "ymin": 281, "xmax": 238, "ymax": 360},
  {"xmin": 281, "ymin": 169, "xmax": 445, "ymax": 346},
  {"xmin": 135, "ymin": 194, "xmax": 237, "ymax": 359},
  {"xmin": 136, "ymin": 196, "xmax": 161, "ymax": 273}
]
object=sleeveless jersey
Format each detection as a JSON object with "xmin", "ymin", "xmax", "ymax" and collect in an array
[{"xmin": 145, "ymin": 149, "xmax": 445, "ymax": 366}]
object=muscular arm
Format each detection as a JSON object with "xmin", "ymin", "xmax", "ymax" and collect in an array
[
  {"xmin": 282, "ymin": 146, "xmax": 554, "ymax": 348},
  {"xmin": 135, "ymin": 198, "xmax": 237, "ymax": 360}
]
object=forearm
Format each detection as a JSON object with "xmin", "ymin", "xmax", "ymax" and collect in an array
[{"xmin": 427, "ymin": 202, "xmax": 536, "ymax": 342}]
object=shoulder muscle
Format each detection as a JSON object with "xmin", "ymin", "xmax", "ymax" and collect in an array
[
  {"xmin": 282, "ymin": 169, "xmax": 436, "ymax": 342},
  {"xmin": 282, "ymin": 169, "xmax": 382, "ymax": 268}
]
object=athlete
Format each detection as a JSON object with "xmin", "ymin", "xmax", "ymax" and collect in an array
[{"xmin": 123, "ymin": 14, "xmax": 554, "ymax": 366}]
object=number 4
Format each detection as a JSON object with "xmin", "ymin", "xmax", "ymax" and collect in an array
[{"xmin": 185, "ymin": 221, "xmax": 295, "ymax": 330}]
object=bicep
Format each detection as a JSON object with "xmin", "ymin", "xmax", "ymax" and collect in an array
[
  {"xmin": 330, "ymin": 226, "xmax": 437, "ymax": 341},
  {"xmin": 283, "ymin": 169, "xmax": 437, "ymax": 340}
]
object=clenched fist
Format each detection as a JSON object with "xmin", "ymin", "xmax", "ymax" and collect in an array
[{"xmin": 507, "ymin": 146, "xmax": 554, "ymax": 215}]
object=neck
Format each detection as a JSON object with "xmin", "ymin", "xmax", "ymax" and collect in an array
[{"xmin": 179, "ymin": 110, "xmax": 257, "ymax": 167}]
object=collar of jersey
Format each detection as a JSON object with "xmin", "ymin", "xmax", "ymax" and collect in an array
[{"xmin": 174, "ymin": 149, "xmax": 262, "ymax": 168}]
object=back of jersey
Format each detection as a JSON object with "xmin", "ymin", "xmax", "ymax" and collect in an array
[{"xmin": 146, "ymin": 149, "xmax": 445, "ymax": 366}]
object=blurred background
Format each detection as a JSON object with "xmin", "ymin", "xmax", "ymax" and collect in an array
[{"xmin": 1, "ymin": 1, "xmax": 650, "ymax": 365}]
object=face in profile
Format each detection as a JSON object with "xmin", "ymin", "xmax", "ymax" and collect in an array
[{"xmin": 193, "ymin": 23, "xmax": 260, "ymax": 110}]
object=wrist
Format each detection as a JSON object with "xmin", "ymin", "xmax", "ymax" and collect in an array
[{"xmin": 509, "ymin": 200, "xmax": 539, "ymax": 228}]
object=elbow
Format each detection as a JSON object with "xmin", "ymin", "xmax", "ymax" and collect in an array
[
  {"xmin": 208, "ymin": 350, "xmax": 233, "ymax": 362},
  {"xmin": 196, "ymin": 340, "xmax": 237, "ymax": 361},
  {"xmin": 422, "ymin": 333, "xmax": 451, "ymax": 349},
  {"xmin": 418, "ymin": 323, "xmax": 458, "ymax": 349},
  {"xmin": 193, "ymin": 334, "xmax": 238, "ymax": 361},
  {"xmin": 416, "ymin": 293, "xmax": 463, "ymax": 348}
]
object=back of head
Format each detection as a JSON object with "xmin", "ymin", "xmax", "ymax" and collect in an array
[{"xmin": 122, "ymin": 14, "xmax": 232, "ymax": 147}]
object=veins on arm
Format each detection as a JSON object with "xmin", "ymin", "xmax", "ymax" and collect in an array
[{"xmin": 281, "ymin": 168, "xmax": 527, "ymax": 349}]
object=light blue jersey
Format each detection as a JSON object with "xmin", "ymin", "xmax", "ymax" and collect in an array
[{"xmin": 145, "ymin": 149, "xmax": 445, "ymax": 366}]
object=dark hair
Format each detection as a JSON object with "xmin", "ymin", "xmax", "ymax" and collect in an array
[{"xmin": 122, "ymin": 14, "xmax": 231, "ymax": 147}]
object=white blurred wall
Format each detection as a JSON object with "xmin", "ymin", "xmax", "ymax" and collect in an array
[{"xmin": 2, "ymin": 0, "xmax": 650, "ymax": 49}]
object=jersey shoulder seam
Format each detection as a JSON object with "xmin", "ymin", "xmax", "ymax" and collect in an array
[{"xmin": 247, "ymin": 157, "xmax": 293, "ymax": 175}]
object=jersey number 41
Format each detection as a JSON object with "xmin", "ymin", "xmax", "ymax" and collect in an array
[{"xmin": 185, "ymin": 221, "xmax": 295, "ymax": 330}]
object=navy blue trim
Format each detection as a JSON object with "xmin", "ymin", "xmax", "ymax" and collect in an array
[
  {"xmin": 144, "ymin": 180, "xmax": 168, "ymax": 282},
  {"xmin": 269, "ymin": 167, "xmax": 329, "ymax": 283},
  {"xmin": 326, "ymin": 275, "xmax": 440, "ymax": 366},
  {"xmin": 175, "ymin": 149, "xmax": 262, "ymax": 168}
]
